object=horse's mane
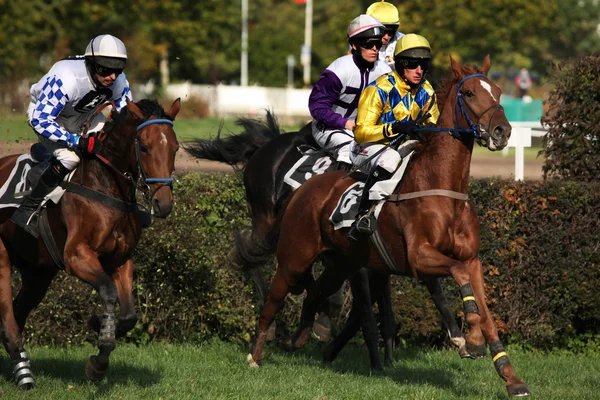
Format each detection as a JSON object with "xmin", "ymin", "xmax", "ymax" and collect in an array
[
  {"xmin": 104, "ymin": 99, "xmax": 169, "ymax": 133},
  {"xmin": 435, "ymin": 62, "xmax": 483, "ymax": 114}
]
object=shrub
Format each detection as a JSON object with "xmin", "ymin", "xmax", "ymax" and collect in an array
[
  {"xmin": 13, "ymin": 174, "xmax": 600, "ymax": 351},
  {"xmin": 541, "ymin": 56, "xmax": 600, "ymax": 181}
]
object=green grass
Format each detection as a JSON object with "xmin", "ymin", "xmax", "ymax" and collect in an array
[
  {"xmin": 0, "ymin": 115, "xmax": 306, "ymax": 143},
  {"xmin": 0, "ymin": 341, "xmax": 598, "ymax": 399}
]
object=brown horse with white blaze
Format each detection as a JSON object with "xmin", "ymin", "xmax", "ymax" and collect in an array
[
  {"xmin": 0, "ymin": 98, "xmax": 180, "ymax": 388},
  {"xmin": 248, "ymin": 56, "xmax": 531, "ymax": 397}
]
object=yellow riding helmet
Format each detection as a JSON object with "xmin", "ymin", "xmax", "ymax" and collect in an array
[
  {"xmin": 394, "ymin": 33, "xmax": 431, "ymax": 58},
  {"xmin": 366, "ymin": 1, "xmax": 400, "ymax": 26}
]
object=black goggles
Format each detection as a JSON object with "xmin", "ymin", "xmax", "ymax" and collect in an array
[
  {"xmin": 400, "ymin": 58, "xmax": 430, "ymax": 71},
  {"xmin": 359, "ymin": 38, "xmax": 383, "ymax": 50},
  {"xmin": 95, "ymin": 65, "xmax": 123, "ymax": 77},
  {"xmin": 384, "ymin": 26, "xmax": 398, "ymax": 37}
]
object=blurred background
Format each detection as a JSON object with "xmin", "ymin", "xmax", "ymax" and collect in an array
[{"xmin": 1, "ymin": 0, "xmax": 599, "ymax": 122}]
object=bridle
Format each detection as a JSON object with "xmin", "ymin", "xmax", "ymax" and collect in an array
[
  {"xmin": 418, "ymin": 73, "xmax": 504, "ymax": 144},
  {"xmin": 94, "ymin": 118, "xmax": 175, "ymax": 214}
]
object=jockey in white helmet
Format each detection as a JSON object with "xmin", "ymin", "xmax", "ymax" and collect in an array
[
  {"xmin": 309, "ymin": 15, "xmax": 391, "ymax": 167},
  {"xmin": 12, "ymin": 34, "xmax": 133, "ymax": 238}
]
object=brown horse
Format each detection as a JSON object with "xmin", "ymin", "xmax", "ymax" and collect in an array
[
  {"xmin": 248, "ymin": 56, "xmax": 531, "ymax": 397},
  {"xmin": 0, "ymin": 98, "xmax": 180, "ymax": 388}
]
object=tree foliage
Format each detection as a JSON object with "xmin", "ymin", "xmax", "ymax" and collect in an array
[{"xmin": 1, "ymin": 0, "xmax": 599, "ymax": 90}]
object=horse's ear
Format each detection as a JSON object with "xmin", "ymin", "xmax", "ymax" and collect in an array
[
  {"xmin": 481, "ymin": 55, "xmax": 491, "ymax": 76},
  {"xmin": 126, "ymin": 99, "xmax": 145, "ymax": 121},
  {"xmin": 449, "ymin": 54, "xmax": 463, "ymax": 80},
  {"xmin": 167, "ymin": 98, "xmax": 181, "ymax": 120}
]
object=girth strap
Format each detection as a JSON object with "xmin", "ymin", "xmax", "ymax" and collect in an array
[
  {"xmin": 366, "ymin": 214, "xmax": 399, "ymax": 274},
  {"xmin": 38, "ymin": 208, "xmax": 66, "ymax": 270},
  {"xmin": 60, "ymin": 182, "xmax": 136, "ymax": 212},
  {"xmin": 387, "ymin": 189, "xmax": 468, "ymax": 202}
]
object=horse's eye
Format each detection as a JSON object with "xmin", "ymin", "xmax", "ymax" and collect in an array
[
  {"xmin": 463, "ymin": 90, "xmax": 474, "ymax": 97},
  {"xmin": 139, "ymin": 144, "xmax": 149, "ymax": 153}
]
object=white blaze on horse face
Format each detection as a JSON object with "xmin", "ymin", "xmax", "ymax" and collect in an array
[
  {"xmin": 479, "ymin": 81, "xmax": 497, "ymax": 102},
  {"xmin": 160, "ymin": 132, "xmax": 167, "ymax": 145}
]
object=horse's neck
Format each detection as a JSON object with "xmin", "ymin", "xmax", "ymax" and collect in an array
[{"xmin": 410, "ymin": 102, "xmax": 474, "ymax": 193}]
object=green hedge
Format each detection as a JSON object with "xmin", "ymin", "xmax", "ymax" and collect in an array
[{"xmin": 15, "ymin": 173, "xmax": 600, "ymax": 351}]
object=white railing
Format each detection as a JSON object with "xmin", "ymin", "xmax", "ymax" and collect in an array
[{"xmin": 507, "ymin": 121, "xmax": 546, "ymax": 181}]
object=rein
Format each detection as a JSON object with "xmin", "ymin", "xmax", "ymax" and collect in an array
[{"xmin": 93, "ymin": 118, "xmax": 175, "ymax": 215}]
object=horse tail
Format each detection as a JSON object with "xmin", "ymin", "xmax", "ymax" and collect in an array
[
  {"xmin": 184, "ymin": 111, "xmax": 282, "ymax": 170},
  {"xmin": 229, "ymin": 228, "xmax": 279, "ymax": 306}
]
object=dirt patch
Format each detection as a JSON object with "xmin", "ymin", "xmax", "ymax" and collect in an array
[{"xmin": 1, "ymin": 140, "xmax": 544, "ymax": 180}]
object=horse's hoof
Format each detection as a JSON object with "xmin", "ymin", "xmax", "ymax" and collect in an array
[
  {"xmin": 458, "ymin": 345, "xmax": 472, "ymax": 359},
  {"xmin": 312, "ymin": 320, "xmax": 331, "ymax": 342},
  {"xmin": 507, "ymin": 383, "xmax": 531, "ymax": 397},
  {"xmin": 247, "ymin": 353, "xmax": 261, "ymax": 368},
  {"xmin": 85, "ymin": 356, "xmax": 107, "ymax": 381},
  {"xmin": 465, "ymin": 341, "xmax": 487, "ymax": 358}
]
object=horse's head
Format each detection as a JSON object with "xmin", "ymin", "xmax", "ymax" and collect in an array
[
  {"xmin": 450, "ymin": 55, "xmax": 511, "ymax": 151},
  {"xmin": 127, "ymin": 98, "xmax": 181, "ymax": 218}
]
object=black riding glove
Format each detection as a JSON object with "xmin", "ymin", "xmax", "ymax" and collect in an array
[
  {"xmin": 391, "ymin": 120, "xmax": 420, "ymax": 139},
  {"xmin": 77, "ymin": 136, "xmax": 103, "ymax": 154}
]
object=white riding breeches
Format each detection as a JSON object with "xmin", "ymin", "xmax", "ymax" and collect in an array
[
  {"xmin": 350, "ymin": 141, "xmax": 401, "ymax": 174},
  {"xmin": 311, "ymin": 121, "xmax": 353, "ymax": 164}
]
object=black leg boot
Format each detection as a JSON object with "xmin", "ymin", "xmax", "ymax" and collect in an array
[
  {"xmin": 348, "ymin": 166, "xmax": 393, "ymax": 241},
  {"xmin": 11, "ymin": 159, "xmax": 69, "ymax": 238}
]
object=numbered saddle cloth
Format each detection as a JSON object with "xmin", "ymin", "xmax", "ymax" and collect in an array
[
  {"xmin": 283, "ymin": 147, "xmax": 338, "ymax": 189},
  {"xmin": 329, "ymin": 149, "xmax": 416, "ymax": 230},
  {"xmin": 0, "ymin": 153, "xmax": 71, "ymax": 209}
]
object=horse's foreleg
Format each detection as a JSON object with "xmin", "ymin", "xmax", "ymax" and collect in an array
[
  {"xmin": 422, "ymin": 277, "xmax": 468, "ymax": 358},
  {"xmin": 88, "ymin": 259, "xmax": 137, "ymax": 338},
  {"xmin": 67, "ymin": 245, "xmax": 118, "ymax": 382},
  {"xmin": 0, "ymin": 243, "xmax": 35, "ymax": 389},
  {"xmin": 466, "ymin": 258, "xmax": 531, "ymax": 397},
  {"xmin": 248, "ymin": 267, "xmax": 304, "ymax": 367}
]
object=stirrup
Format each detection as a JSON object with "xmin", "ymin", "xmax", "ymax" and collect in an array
[{"xmin": 355, "ymin": 212, "xmax": 374, "ymax": 235}]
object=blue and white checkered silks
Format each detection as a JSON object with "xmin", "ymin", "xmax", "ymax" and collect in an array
[{"xmin": 30, "ymin": 77, "xmax": 79, "ymax": 147}]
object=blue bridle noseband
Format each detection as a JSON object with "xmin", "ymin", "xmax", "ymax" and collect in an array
[{"xmin": 134, "ymin": 118, "xmax": 176, "ymax": 206}]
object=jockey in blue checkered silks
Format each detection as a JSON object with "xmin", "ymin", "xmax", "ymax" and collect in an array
[{"xmin": 12, "ymin": 34, "xmax": 132, "ymax": 238}]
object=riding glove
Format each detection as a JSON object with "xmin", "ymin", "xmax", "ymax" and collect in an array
[
  {"xmin": 77, "ymin": 136, "xmax": 103, "ymax": 154},
  {"xmin": 391, "ymin": 120, "xmax": 420, "ymax": 139}
]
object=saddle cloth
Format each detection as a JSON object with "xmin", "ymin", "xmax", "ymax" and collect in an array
[
  {"xmin": 329, "ymin": 147, "xmax": 416, "ymax": 230},
  {"xmin": 283, "ymin": 147, "xmax": 338, "ymax": 189},
  {"xmin": 0, "ymin": 153, "xmax": 71, "ymax": 210}
]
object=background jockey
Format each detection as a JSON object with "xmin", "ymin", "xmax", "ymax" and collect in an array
[
  {"xmin": 309, "ymin": 14, "xmax": 391, "ymax": 168},
  {"xmin": 348, "ymin": 33, "xmax": 439, "ymax": 240},
  {"xmin": 366, "ymin": 1, "xmax": 405, "ymax": 71},
  {"xmin": 11, "ymin": 34, "xmax": 132, "ymax": 238}
]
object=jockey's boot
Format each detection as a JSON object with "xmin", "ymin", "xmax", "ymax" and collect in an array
[
  {"xmin": 11, "ymin": 159, "xmax": 69, "ymax": 238},
  {"xmin": 348, "ymin": 166, "xmax": 393, "ymax": 241}
]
